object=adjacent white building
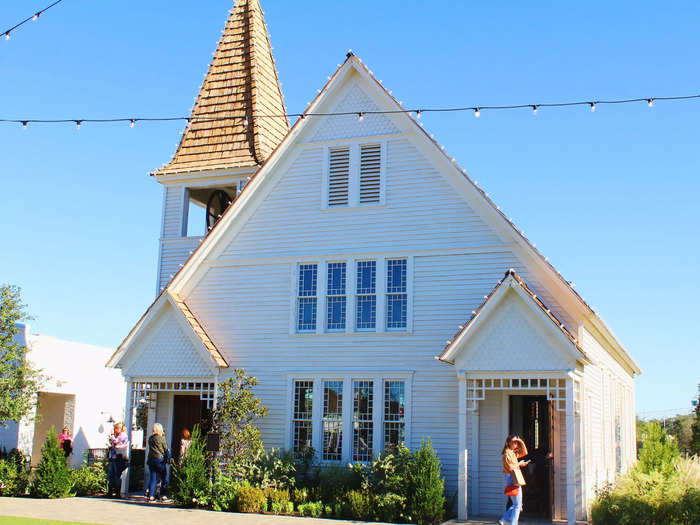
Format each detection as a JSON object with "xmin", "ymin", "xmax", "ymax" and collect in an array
[
  {"xmin": 1, "ymin": 324, "xmax": 125, "ymax": 468},
  {"xmin": 107, "ymin": 1, "xmax": 641, "ymax": 522}
]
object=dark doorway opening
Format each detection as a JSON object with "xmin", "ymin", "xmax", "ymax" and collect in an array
[
  {"xmin": 171, "ymin": 395, "xmax": 212, "ymax": 463},
  {"xmin": 509, "ymin": 395, "xmax": 552, "ymax": 519}
]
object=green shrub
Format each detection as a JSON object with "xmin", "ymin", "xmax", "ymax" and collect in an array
[
  {"xmin": 237, "ymin": 483, "xmax": 267, "ymax": 513},
  {"xmin": 318, "ymin": 463, "xmax": 360, "ymax": 507},
  {"xmin": 637, "ymin": 421, "xmax": 679, "ymax": 475},
  {"xmin": 71, "ymin": 461, "xmax": 107, "ymax": 496},
  {"xmin": 0, "ymin": 450, "xmax": 29, "ymax": 496},
  {"xmin": 31, "ymin": 427, "xmax": 74, "ymax": 498},
  {"xmin": 291, "ymin": 486, "xmax": 309, "ymax": 505},
  {"xmin": 590, "ymin": 456, "xmax": 700, "ymax": 525},
  {"xmin": 375, "ymin": 492, "xmax": 406, "ymax": 522},
  {"xmin": 234, "ymin": 448, "xmax": 296, "ymax": 490},
  {"xmin": 211, "ymin": 472, "xmax": 240, "ymax": 512},
  {"xmin": 297, "ymin": 500, "xmax": 323, "ymax": 517},
  {"xmin": 406, "ymin": 439, "xmax": 445, "ymax": 525},
  {"xmin": 171, "ymin": 425, "xmax": 210, "ymax": 507},
  {"xmin": 266, "ymin": 487, "xmax": 290, "ymax": 509}
]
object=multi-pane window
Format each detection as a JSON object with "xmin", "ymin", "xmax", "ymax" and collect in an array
[
  {"xmin": 383, "ymin": 380, "xmax": 405, "ymax": 450},
  {"xmin": 353, "ymin": 380, "xmax": 374, "ymax": 461},
  {"xmin": 326, "ymin": 262, "xmax": 347, "ymax": 331},
  {"xmin": 356, "ymin": 261, "xmax": 376, "ymax": 329},
  {"xmin": 386, "ymin": 259, "xmax": 407, "ymax": 329},
  {"xmin": 293, "ymin": 380, "xmax": 313, "ymax": 452},
  {"xmin": 297, "ymin": 264, "xmax": 317, "ymax": 332},
  {"xmin": 323, "ymin": 381, "xmax": 343, "ymax": 460}
]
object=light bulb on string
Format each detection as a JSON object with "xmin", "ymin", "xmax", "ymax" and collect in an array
[
  {"xmin": 243, "ymin": 117, "xmax": 249, "ymax": 128},
  {"xmin": 22, "ymin": 121, "xmax": 27, "ymax": 130},
  {"xmin": 532, "ymin": 105, "xmax": 538, "ymax": 116},
  {"xmin": 647, "ymin": 99, "xmax": 654, "ymax": 108},
  {"xmin": 357, "ymin": 112, "xmax": 364, "ymax": 122},
  {"xmin": 130, "ymin": 119, "xmax": 135, "ymax": 128},
  {"xmin": 4, "ymin": 31, "xmax": 10, "ymax": 40},
  {"xmin": 415, "ymin": 110, "xmax": 422, "ymax": 119},
  {"xmin": 32, "ymin": 12, "xmax": 40, "ymax": 21},
  {"xmin": 474, "ymin": 107, "xmax": 480, "ymax": 118},
  {"xmin": 589, "ymin": 102, "xmax": 596, "ymax": 112},
  {"xmin": 75, "ymin": 120, "xmax": 82, "ymax": 130}
]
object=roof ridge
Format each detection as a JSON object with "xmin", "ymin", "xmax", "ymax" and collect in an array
[{"xmin": 154, "ymin": 0, "xmax": 288, "ymax": 177}]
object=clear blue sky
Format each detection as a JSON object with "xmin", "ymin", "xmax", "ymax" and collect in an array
[{"xmin": 1, "ymin": 1, "xmax": 698, "ymax": 418}]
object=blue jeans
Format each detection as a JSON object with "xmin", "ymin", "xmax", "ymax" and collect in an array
[
  {"xmin": 500, "ymin": 473, "xmax": 522, "ymax": 525},
  {"xmin": 107, "ymin": 456, "xmax": 124, "ymax": 495},
  {"xmin": 147, "ymin": 457, "xmax": 168, "ymax": 498}
]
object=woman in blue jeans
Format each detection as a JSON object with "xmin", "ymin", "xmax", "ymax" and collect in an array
[
  {"xmin": 146, "ymin": 423, "xmax": 170, "ymax": 502},
  {"xmin": 499, "ymin": 435, "xmax": 529, "ymax": 525}
]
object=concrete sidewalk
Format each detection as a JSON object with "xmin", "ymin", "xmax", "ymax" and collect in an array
[{"xmin": 0, "ymin": 496, "xmax": 361, "ymax": 525}]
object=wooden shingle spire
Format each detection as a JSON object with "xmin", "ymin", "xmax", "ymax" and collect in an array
[{"xmin": 154, "ymin": 0, "xmax": 289, "ymax": 176}]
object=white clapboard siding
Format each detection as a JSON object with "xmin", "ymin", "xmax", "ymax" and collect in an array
[
  {"xmin": 159, "ymin": 237, "xmax": 201, "ymax": 291},
  {"xmin": 161, "ymin": 186, "xmax": 186, "ymax": 238},
  {"xmin": 223, "ymin": 139, "xmax": 504, "ymax": 258},
  {"xmin": 328, "ymin": 146, "xmax": 350, "ymax": 206},
  {"xmin": 359, "ymin": 143, "xmax": 381, "ymax": 203},
  {"xmin": 184, "ymin": 251, "xmax": 567, "ymax": 493},
  {"xmin": 477, "ymin": 390, "xmax": 504, "ymax": 516}
]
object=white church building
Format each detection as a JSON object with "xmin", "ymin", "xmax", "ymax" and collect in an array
[{"xmin": 107, "ymin": 1, "xmax": 640, "ymax": 522}]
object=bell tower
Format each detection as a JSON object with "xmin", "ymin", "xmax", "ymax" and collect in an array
[{"xmin": 153, "ymin": 0, "xmax": 288, "ymax": 294}]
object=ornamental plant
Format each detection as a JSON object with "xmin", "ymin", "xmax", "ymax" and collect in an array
[
  {"xmin": 213, "ymin": 369, "xmax": 268, "ymax": 467},
  {"xmin": 71, "ymin": 461, "xmax": 107, "ymax": 496},
  {"xmin": 31, "ymin": 427, "xmax": 74, "ymax": 498},
  {"xmin": 170, "ymin": 425, "xmax": 210, "ymax": 507},
  {"xmin": 0, "ymin": 449, "xmax": 30, "ymax": 496},
  {"xmin": 406, "ymin": 438, "xmax": 445, "ymax": 524}
]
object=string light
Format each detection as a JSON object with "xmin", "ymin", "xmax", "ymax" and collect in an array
[
  {"xmin": 22, "ymin": 121, "xmax": 27, "ymax": 130},
  {"xmin": 130, "ymin": 119, "xmax": 135, "ymax": 128},
  {"xmin": 2, "ymin": 0, "xmax": 64, "ymax": 42},
  {"xmin": 357, "ymin": 112, "xmax": 364, "ymax": 122},
  {"xmin": 2, "ymin": 92, "xmax": 699, "ymax": 130},
  {"xmin": 75, "ymin": 120, "xmax": 82, "ymax": 130}
]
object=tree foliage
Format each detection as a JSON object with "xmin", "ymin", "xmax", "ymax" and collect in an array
[
  {"xmin": 31, "ymin": 426, "xmax": 74, "ymax": 498},
  {"xmin": 637, "ymin": 421, "xmax": 680, "ymax": 475},
  {"xmin": 691, "ymin": 393, "xmax": 700, "ymax": 456},
  {"xmin": 171, "ymin": 425, "xmax": 210, "ymax": 507},
  {"xmin": 0, "ymin": 284, "xmax": 42, "ymax": 426},
  {"xmin": 213, "ymin": 369, "xmax": 268, "ymax": 466}
]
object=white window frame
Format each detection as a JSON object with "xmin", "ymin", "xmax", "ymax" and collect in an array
[
  {"xmin": 289, "ymin": 256, "xmax": 413, "ymax": 335},
  {"xmin": 296, "ymin": 263, "xmax": 318, "ymax": 333},
  {"xmin": 385, "ymin": 258, "xmax": 409, "ymax": 331},
  {"xmin": 321, "ymin": 139, "xmax": 386, "ymax": 210},
  {"xmin": 325, "ymin": 261, "xmax": 347, "ymax": 333},
  {"xmin": 355, "ymin": 259, "xmax": 377, "ymax": 332},
  {"xmin": 285, "ymin": 372, "xmax": 413, "ymax": 464}
]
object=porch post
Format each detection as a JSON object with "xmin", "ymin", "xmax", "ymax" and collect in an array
[
  {"xmin": 565, "ymin": 377, "xmax": 576, "ymax": 524},
  {"xmin": 121, "ymin": 378, "xmax": 134, "ymax": 497},
  {"xmin": 457, "ymin": 372, "xmax": 468, "ymax": 520}
]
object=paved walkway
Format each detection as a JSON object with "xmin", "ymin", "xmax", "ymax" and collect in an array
[{"xmin": 1, "ymin": 497, "xmax": 587, "ymax": 525}]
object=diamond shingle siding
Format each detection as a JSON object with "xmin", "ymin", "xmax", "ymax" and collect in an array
[
  {"xmin": 124, "ymin": 313, "xmax": 212, "ymax": 378},
  {"xmin": 309, "ymin": 83, "xmax": 401, "ymax": 142}
]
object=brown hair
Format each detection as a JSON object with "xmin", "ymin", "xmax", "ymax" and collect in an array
[
  {"xmin": 182, "ymin": 428, "xmax": 191, "ymax": 440},
  {"xmin": 501, "ymin": 434, "xmax": 526, "ymax": 455}
]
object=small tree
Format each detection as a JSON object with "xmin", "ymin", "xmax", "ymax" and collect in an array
[
  {"xmin": 171, "ymin": 425, "xmax": 210, "ymax": 507},
  {"xmin": 31, "ymin": 426, "xmax": 74, "ymax": 498},
  {"xmin": 0, "ymin": 285, "xmax": 42, "ymax": 426},
  {"xmin": 213, "ymin": 369, "xmax": 267, "ymax": 466},
  {"xmin": 407, "ymin": 439, "xmax": 445, "ymax": 525},
  {"xmin": 638, "ymin": 421, "xmax": 679, "ymax": 475},
  {"xmin": 690, "ymin": 393, "xmax": 700, "ymax": 455}
]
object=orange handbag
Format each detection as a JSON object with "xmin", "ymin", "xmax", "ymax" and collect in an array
[{"xmin": 504, "ymin": 485, "xmax": 520, "ymax": 497}]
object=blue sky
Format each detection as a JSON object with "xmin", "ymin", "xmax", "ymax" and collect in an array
[{"xmin": 1, "ymin": 1, "xmax": 698, "ymax": 417}]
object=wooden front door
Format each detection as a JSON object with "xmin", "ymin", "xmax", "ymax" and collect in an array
[
  {"xmin": 171, "ymin": 395, "xmax": 204, "ymax": 463},
  {"xmin": 509, "ymin": 395, "xmax": 552, "ymax": 518}
]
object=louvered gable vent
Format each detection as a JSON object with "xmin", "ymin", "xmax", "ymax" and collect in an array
[
  {"xmin": 328, "ymin": 146, "xmax": 350, "ymax": 207},
  {"xmin": 359, "ymin": 143, "xmax": 381, "ymax": 204}
]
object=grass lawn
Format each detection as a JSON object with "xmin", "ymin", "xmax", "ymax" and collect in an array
[{"xmin": 0, "ymin": 518, "xmax": 105, "ymax": 525}]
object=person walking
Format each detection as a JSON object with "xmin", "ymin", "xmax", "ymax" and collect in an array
[
  {"xmin": 499, "ymin": 434, "xmax": 529, "ymax": 525},
  {"xmin": 107, "ymin": 422, "xmax": 129, "ymax": 498},
  {"xmin": 147, "ymin": 423, "xmax": 170, "ymax": 502},
  {"xmin": 179, "ymin": 428, "xmax": 192, "ymax": 463}
]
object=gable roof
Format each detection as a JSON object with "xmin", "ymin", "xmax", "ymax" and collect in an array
[
  {"xmin": 106, "ymin": 290, "xmax": 227, "ymax": 370},
  {"xmin": 116, "ymin": 53, "xmax": 640, "ymax": 376},
  {"xmin": 154, "ymin": 0, "xmax": 288, "ymax": 177},
  {"xmin": 438, "ymin": 269, "xmax": 587, "ymax": 365}
]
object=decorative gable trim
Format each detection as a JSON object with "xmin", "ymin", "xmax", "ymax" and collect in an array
[
  {"xmin": 438, "ymin": 269, "xmax": 589, "ymax": 366},
  {"xmin": 106, "ymin": 291, "xmax": 227, "ymax": 372}
]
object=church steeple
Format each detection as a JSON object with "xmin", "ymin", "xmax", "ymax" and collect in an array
[{"xmin": 154, "ymin": 0, "xmax": 289, "ymax": 176}]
